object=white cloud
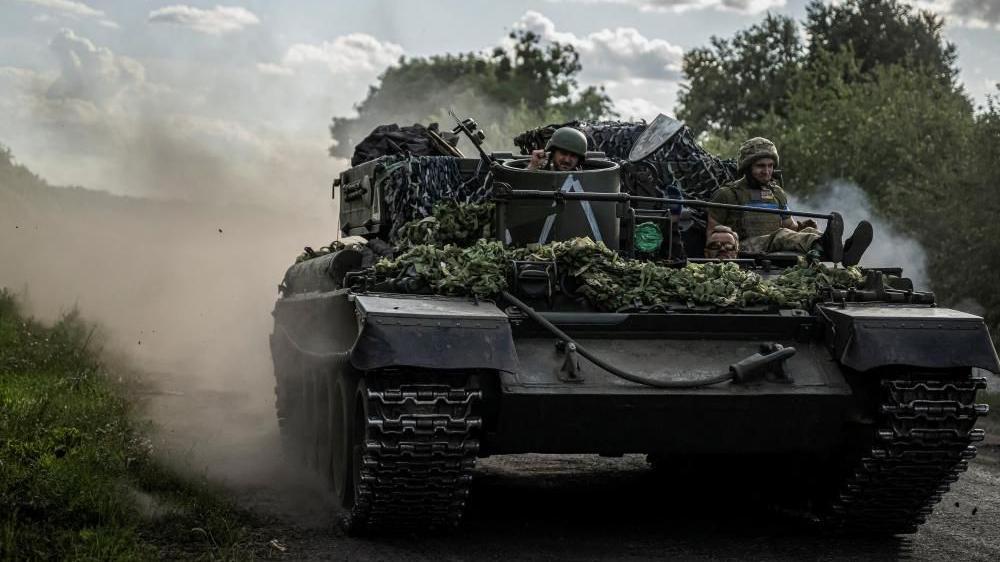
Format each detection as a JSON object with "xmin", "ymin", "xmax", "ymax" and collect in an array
[
  {"xmin": 893, "ymin": 1, "xmax": 1000, "ymax": 29},
  {"xmin": 512, "ymin": 11, "xmax": 683, "ymax": 81},
  {"xmin": 255, "ymin": 62, "xmax": 294, "ymax": 76},
  {"xmin": 19, "ymin": 0, "xmax": 119, "ymax": 29},
  {"xmin": 614, "ymin": 97, "xmax": 665, "ymax": 120},
  {"xmin": 2, "ymin": 28, "xmax": 347, "ymax": 210},
  {"xmin": 46, "ymin": 28, "xmax": 146, "ymax": 106},
  {"xmin": 20, "ymin": 0, "xmax": 102, "ymax": 18},
  {"xmin": 276, "ymin": 33, "xmax": 404, "ymax": 75},
  {"xmin": 544, "ymin": 0, "xmax": 786, "ymax": 15},
  {"xmin": 603, "ymin": 78, "xmax": 679, "ymax": 119},
  {"xmin": 148, "ymin": 5, "xmax": 261, "ymax": 35}
]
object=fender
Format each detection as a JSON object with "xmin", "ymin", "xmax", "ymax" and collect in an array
[
  {"xmin": 819, "ymin": 304, "xmax": 1000, "ymax": 373},
  {"xmin": 349, "ymin": 293, "xmax": 519, "ymax": 373}
]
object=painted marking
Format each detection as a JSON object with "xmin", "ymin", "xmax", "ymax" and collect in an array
[{"xmin": 538, "ymin": 174, "xmax": 603, "ymax": 244}]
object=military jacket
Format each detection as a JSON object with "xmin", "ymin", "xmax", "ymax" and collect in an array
[{"xmin": 708, "ymin": 177, "xmax": 790, "ymax": 240}]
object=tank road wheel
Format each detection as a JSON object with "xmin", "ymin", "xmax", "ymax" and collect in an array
[
  {"xmin": 327, "ymin": 375, "xmax": 356, "ymax": 506},
  {"xmin": 824, "ymin": 372, "xmax": 989, "ymax": 535},
  {"xmin": 300, "ymin": 369, "xmax": 318, "ymax": 469},
  {"xmin": 272, "ymin": 344, "xmax": 306, "ymax": 465},
  {"xmin": 339, "ymin": 371, "xmax": 484, "ymax": 535},
  {"xmin": 312, "ymin": 369, "xmax": 331, "ymax": 474}
]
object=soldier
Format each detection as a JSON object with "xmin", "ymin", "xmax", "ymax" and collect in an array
[
  {"xmin": 528, "ymin": 127, "xmax": 587, "ymax": 171},
  {"xmin": 705, "ymin": 137, "xmax": 872, "ymax": 266},
  {"xmin": 704, "ymin": 225, "xmax": 740, "ymax": 259}
]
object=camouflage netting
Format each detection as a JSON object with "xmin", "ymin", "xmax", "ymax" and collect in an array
[
  {"xmin": 512, "ymin": 121, "xmax": 738, "ymax": 202},
  {"xmin": 367, "ymin": 202, "xmax": 864, "ymax": 311},
  {"xmin": 350, "ymin": 123, "xmax": 460, "ymax": 166},
  {"xmin": 375, "ymin": 155, "xmax": 490, "ymax": 241}
]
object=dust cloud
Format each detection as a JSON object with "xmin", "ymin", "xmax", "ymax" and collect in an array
[
  {"xmin": 0, "ymin": 161, "xmax": 339, "ymax": 494},
  {"xmin": 788, "ymin": 180, "xmax": 930, "ymax": 289}
]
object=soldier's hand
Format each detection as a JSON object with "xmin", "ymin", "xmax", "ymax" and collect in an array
[
  {"xmin": 528, "ymin": 149, "xmax": 546, "ymax": 170},
  {"xmin": 798, "ymin": 219, "xmax": 818, "ymax": 231}
]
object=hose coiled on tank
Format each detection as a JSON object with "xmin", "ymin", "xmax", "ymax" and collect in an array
[{"xmin": 501, "ymin": 290, "xmax": 736, "ymax": 388}]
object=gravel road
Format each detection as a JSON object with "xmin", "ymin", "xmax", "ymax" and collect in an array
[{"xmin": 143, "ymin": 374, "xmax": 1000, "ymax": 562}]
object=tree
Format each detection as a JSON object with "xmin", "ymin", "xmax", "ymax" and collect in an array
[
  {"xmin": 676, "ymin": 1, "xmax": 960, "ymax": 139},
  {"xmin": 805, "ymin": 0, "xmax": 958, "ymax": 86},
  {"xmin": 744, "ymin": 53, "xmax": 973, "ymax": 210},
  {"xmin": 676, "ymin": 14, "xmax": 802, "ymax": 136},
  {"xmin": 329, "ymin": 31, "xmax": 613, "ymax": 158}
]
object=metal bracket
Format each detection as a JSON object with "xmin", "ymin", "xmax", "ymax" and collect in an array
[
  {"xmin": 729, "ymin": 343, "xmax": 796, "ymax": 384},
  {"xmin": 556, "ymin": 340, "xmax": 584, "ymax": 383},
  {"xmin": 511, "ymin": 260, "xmax": 558, "ymax": 307}
]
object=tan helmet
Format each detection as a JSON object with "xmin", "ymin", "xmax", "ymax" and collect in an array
[
  {"xmin": 545, "ymin": 127, "xmax": 588, "ymax": 161},
  {"xmin": 737, "ymin": 137, "xmax": 779, "ymax": 173}
]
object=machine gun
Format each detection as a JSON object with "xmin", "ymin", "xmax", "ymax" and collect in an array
[{"xmin": 449, "ymin": 110, "xmax": 495, "ymax": 170}]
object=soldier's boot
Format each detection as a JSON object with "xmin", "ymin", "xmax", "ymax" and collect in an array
[
  {"xmin": 820, "ymin": 212, "xmax": 845, "ymax": 263},
  {"xmin": 841, "ymin": 220, "xmax": 874, "ymax": 267}
]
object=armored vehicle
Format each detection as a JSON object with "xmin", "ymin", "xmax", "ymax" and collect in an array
[{"xmin": 270, "ymin": 116, "xmax": 997, "ymax": 535}]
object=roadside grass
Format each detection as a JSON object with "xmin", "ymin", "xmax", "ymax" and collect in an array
[{"xmin": 0, "ymin": 289, "xmax": 263, "ymax": 560}]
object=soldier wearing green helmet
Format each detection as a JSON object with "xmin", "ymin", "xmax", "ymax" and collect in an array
[
  {"xmin": 706, "ymin": 136, "xmax": 873, "ymax": 266},
  {"xmin": 528, "ymin": 126, "xmax": 588, "ymax": 171}
]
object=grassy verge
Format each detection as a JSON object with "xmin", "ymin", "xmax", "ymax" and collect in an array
[{"xmin": 0, "ymin": 289, "xmax": 260, "ymax": 560}]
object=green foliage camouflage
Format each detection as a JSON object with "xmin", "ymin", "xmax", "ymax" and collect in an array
[
  {"xmin": 374, "ymin": 235, "xmax": 863, "ymax": 311},
  {"xmin": 396, "ymin": 201, "xmax": 495, "ymax": 249}
]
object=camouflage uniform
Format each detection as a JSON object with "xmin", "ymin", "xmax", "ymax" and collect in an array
[
  {"xmin": 709, "ymin": 138, "xmax": 821, "ymax": 255},
  {"xmin": 742, "ymin": 226, "xmax": 822, "ymax": 254}
]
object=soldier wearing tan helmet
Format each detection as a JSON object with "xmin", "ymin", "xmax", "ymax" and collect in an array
[
  {"xmin": 528, "ymin": 127, "xmax": 588, "ymax": 171},
  {"xmin": 705, "ymin": 137, "xmax": 872, "ymax": 265}
]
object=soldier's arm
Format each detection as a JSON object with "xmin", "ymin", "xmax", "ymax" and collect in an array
[
  {"xmin": 775, "ymin": 186, "xmax": 798, "ymax": 230},
  {"xmin": 527, "ymin": 149, "xmax": 546, "ymax": 170},
  {"xmin": 781, "ymin": 216, "xmax": 799, "ymax": 230}
]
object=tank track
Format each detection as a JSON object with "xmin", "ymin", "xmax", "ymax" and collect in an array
[
  {"xmin": 349, "ymin": 378, "xmax": 482, "ymax": 532},
  {"xmin": 829, "ymin": 376, "xmax": 989, "ymax": 534}
]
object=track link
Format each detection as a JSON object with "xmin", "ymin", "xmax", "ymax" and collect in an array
[
  {"xmin": 830, "ymin": 376, "xmax": 989, "ymax": 534},
  {"xmin": 350, "ymin": 379, "xmax": 482, "ymax": 532}
]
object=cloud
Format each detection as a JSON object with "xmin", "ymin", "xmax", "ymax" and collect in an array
[
  {"xmin": 148, "ymin": 5, "xmax": 261, "ymax": 35},
  {"xmin": 544, "ymin": 0, "xmax": 786, "ymax": 15},
  {"xmin": 270, "ymin": 33, "xmax": 405, "ymax": 75},
  {"xmin": 899, "ymin": 1, "xmax": 1000, "ymax": 29},
  {"xmin": 20, "ymin": 0, "xmax": 101, "ymax": 18},
  {"xmin": 2, "ymin": 28, "xmax": 346, "ymax": 210},
  {"xmin": 603, "ymin": 78, "xmax": 680, "ymax": 119},
  {"xmin": 255, "ymin": 62, "xmax": 294, "ymax": 76},
  {"xmin": 19, "ymin": 0, "xmax": 119, "ymax": 29},
  {"xmin": 46, "ymin": 28, "xmax": 146, "ymax": 106},
  {"xmin": 512, "ymin": 11, "xmax": 683, "ymax": 81}
]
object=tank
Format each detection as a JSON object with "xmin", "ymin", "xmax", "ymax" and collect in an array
[{"xmin": 270, "ymin": 118, "xmax": 997, "ymax": 536}]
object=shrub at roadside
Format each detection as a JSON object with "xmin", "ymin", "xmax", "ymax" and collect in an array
[{"xmin": 0, "ymin": 289, "xmax": 257, "ymax": 560}]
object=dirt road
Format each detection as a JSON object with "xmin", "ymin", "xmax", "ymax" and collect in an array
[{"xmin": 142, "ymin": 371, "xmax": 1000, "ymax": 562}]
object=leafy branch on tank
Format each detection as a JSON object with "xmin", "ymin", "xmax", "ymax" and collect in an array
[{"xmin": 353, "ymin": 207, "xmax": 865, "ymax": 311}]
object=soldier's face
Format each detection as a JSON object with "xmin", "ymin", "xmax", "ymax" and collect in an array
[
  {"xmin": 705, "ymin": 232, "xmax": 739, "ymax": 259},
  {"xmin": 750, "ymin": 158, "xmax": 775, "ymax": 184},
  {"xmin": 552, "ymin": 149, "xmax": 580, "ymax": 171}
]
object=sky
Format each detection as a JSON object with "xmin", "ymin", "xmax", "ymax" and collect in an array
[{"xmin": 1, "ymin": 0, "xmax": 998, "ymax": 210}]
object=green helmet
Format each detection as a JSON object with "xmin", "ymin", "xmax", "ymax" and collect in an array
[
  {"xmin": 738, "ymin": 137, "xmax": 779, "ymax": 173},
  {"xmin": 545, "ymin": 127, "xmax": 588, "ymax": 161}
]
